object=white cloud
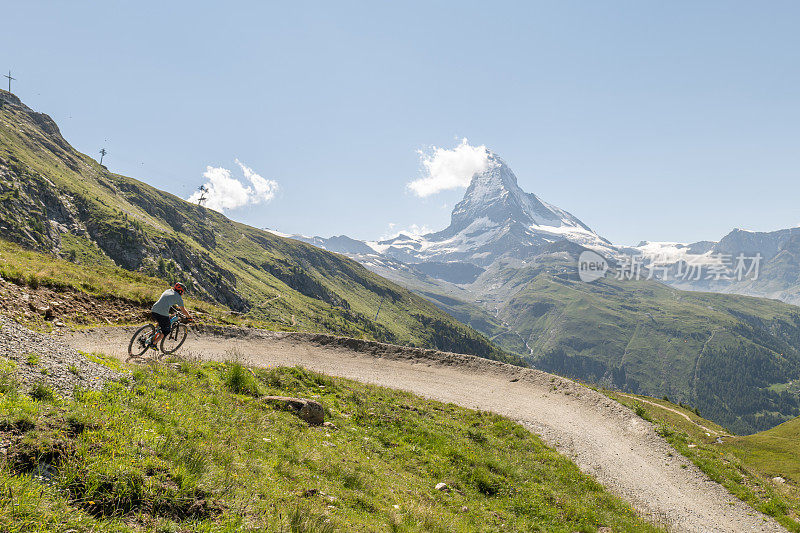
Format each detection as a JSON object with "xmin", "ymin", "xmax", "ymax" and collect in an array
[
  {"xmin": 407, "ymin": 138, "xmax": 494, "ymax": 197},
  {"xmin": 188, "ymin": 160, "xmax": 278, "ymax": 212}
]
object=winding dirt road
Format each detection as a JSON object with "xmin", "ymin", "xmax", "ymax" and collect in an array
[{"xmin": 66, "ymin": 325, "xmax": 784, "ymax": 533}]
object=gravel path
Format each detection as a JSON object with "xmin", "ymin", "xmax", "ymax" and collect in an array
[
  {"xmin": 66, "ymin": 325, "xmax": 785, "ymax": 533},
  {"xmin": 0, "ymin": 316, "xmax": 118, "ymax": 398}
]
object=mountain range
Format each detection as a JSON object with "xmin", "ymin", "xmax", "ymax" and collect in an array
[
  {"xmin": 288, "ymin": 157, "xmax": 800, "ymax": 307},
  {"xmin": 286, "ymin": 155, "xmax": 613, "ymax": 270},
  {"xmin": 632, "ymin": 228, "xmax": 800, "ymax": 306}
]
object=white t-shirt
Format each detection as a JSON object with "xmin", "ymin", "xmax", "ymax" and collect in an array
[{"xmin": 151, "ymin": 288, "xmax": 184, "ymax": 316}]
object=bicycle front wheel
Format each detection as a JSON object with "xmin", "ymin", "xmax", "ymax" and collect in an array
[
  {"xmin": 160, "ymin": 322, "xmax": 188, "ymax": 354},
  {"xmin": 129, "ymin": 324, "xmax": 156, "ymax": 357}
]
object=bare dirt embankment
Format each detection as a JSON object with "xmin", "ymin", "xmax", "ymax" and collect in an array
[
  {"xmin": 0, "ymin": 276, "xmax": 148, "ymax": 327},
  {"xmin": 66, "ymin": 325, "xmax": 786, "ymax": 533}
]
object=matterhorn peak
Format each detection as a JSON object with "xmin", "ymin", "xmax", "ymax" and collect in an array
[
  {"xmin": 443, "ymin": 153, "xmax": 589, "ymax": 237},
  {"xmin": 460, "ymin": 153, "xmax": 523, "ymax": 202},
  {"xmin": 347, "ymin": 149, "xmax": 615, "ymax": 267}
]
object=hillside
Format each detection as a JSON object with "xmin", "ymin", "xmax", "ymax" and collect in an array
[
  {"xmin": 333, "ymin": 251, "xmax": 534, "ymax": 356},
  {"xmin": 481, "ymin": 251, "xmax": 800, "ymax": 434},
  {"xmin": 343, "ymin": 233, "xmax": 800, "ymax": 434},
  {"xmin": 0, "ymin": 355, "xmax": 659, "ymax": 532},
  {"xmin": 0, "ymin": 89, "xmax": 518, "ymax": 364},
  {"xmin": 731, "ymin": 416, "xmax": 800, "ymax": 485}
]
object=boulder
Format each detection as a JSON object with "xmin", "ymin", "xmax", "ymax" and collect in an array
[
  {"xmin": 263, "ymin": 396, "xmax": 324, "ymax": 425},
  {"xmin": 29, "ymin": 303, "xmax": 53, "ymax": 319}
]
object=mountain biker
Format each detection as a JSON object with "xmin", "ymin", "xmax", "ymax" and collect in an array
[{"xmin": 149, "ymin": 282, "xmax": 193, "ymax": 350}]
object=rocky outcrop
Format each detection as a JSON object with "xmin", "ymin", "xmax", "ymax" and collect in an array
[{"xmin": 262, "ymin": 396, "xmax": 324, "ymax": 425}]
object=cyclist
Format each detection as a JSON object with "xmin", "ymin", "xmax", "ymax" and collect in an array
[{"xmin": 149, "ymin": 282, "xmax": 193, "ymax": 350}]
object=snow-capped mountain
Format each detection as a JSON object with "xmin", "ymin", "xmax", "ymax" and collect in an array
[
  {"xmin": 363, "ymin": 154, "xmax": 613, "ymax": 266},
  {"xmin": 273, "ymin": 153, "xmax": 612, "ymax": 268},
  {"xmin": 629, "ymin": 227, "xmax": 800, "ymax": 305},
  {"xmin": 632, "ymin": 228, "xmax": 800, "ymax": 265},
  {"xmin": 268, "ymin": 153, "xmax": 613, "ymax": 287}
]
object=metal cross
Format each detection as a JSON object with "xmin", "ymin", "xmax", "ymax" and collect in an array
[{"xmin": 4, "ymin": 71, "xmax": 15, "ymax": 93}]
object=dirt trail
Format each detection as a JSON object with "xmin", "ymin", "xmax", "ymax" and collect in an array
[
  {"xmin": 617, "ymin": 393, "xmax": 731, "ymax": 437},
  {"xmin": 66, "ymin": 325, "xmax": 785, "ymax": 533}
]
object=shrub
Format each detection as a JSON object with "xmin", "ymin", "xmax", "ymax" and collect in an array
[
  {"xmin": 224, "ymin": 363, "xmax": 260, "ymax": 397},
  {"xmin": 655, "ymin": 425, "xmax": 674, "ymax": 438},
  {"xmin": 30, "ymin": 383, "xmax": 56, "ymax": 402},
  {"xmin": 634, "ymin": 403, "xmax": 652, "ymax": 422}
]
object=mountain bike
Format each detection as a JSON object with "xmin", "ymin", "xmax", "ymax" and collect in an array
[{"xmin": 128, "ymin": 310, "xmax": 191, "ymax": 357}]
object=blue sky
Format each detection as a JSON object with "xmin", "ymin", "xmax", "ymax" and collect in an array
[{"xmin": 3, "ymin": 1, "xmax": 799, "ymax": 245}]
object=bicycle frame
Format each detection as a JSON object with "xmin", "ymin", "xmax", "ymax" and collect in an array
[
  {"xmin": 145, "ymin": 315, "xmax": 180, "ymax": 343},
  {"xmin": 129, "ymin": 309, "xmax": 188, "ymax": 358}
]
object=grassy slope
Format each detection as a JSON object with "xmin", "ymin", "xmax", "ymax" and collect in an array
[
  {"xmin": 728, "ymin": 417, "xmax": 800, "ymax": 488},
  {"xmin": 0, "ymin": 359, "xmax": 659, "ymax": 533},
  {"xmin": 0, "ymin": 90, "xmax": 518, "ymax": 364},
  {"xmin": 607, "ymin": 391, "xmax": 800, "ymax": 531},
  {"xmin": 0, "ymin": 237, "xmax": 271, "ymax": 331},
  {"xmin": 487, "ymin": 259, "xmax": 800, "ymax": 434}
]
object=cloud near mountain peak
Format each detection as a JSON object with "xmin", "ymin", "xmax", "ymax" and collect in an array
[{"xmin": 407, "ymin": 139, "xmax": 494, "ymax": 198}]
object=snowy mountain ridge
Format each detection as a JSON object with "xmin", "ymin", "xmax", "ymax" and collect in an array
[
  {"xmin": 310, "ymin": 153, "xmax": 615, "ymax": 266},
  {"xmin": 267, "ymin": 152, "xmax": 800, "ymax": 306}
]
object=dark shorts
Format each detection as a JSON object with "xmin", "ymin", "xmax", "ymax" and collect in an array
[{"xmin": 152, "ymin": 312, "xmax": 171, "ymax": 335}]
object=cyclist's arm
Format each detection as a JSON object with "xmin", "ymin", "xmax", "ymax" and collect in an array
[{"xmin": 176, "ymin": 305, "xmax": 192, "ymax": 320}]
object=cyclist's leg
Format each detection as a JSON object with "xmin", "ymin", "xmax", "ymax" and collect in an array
[{"xmin": 151, "ymin": 312, "xmax": 171, "ymax": 348}]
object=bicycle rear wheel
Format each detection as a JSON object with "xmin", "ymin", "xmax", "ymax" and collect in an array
[
  {"xmin": 160, "ymin": 322, "xmax": 188, "ymax": 354},
  {"xmin": 129, "ymin": 324, "xmax": 156, "ymax": 357}
]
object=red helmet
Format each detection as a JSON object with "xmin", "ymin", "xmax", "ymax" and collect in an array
[{"xmin": 173, "ymin": 282, "xmax": 187, "ymax": 294}]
